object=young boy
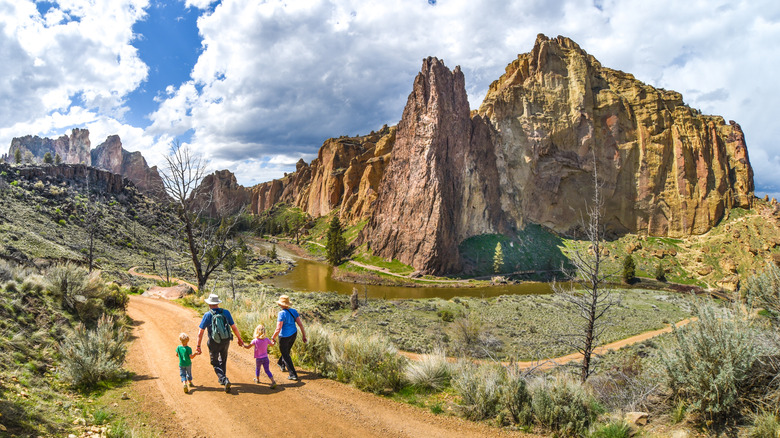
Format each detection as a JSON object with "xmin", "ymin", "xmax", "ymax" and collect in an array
[{"xmin": 176, "ymin": 333, "xmax": 199, "ymax": 393}]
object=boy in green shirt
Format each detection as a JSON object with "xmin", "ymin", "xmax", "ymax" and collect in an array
[{"xmin": 176, "ymin": 333, "xmax": 199, "ymax": 393}]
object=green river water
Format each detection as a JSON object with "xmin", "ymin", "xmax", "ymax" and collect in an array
[{"xmin": 260, "ymin": 242, "xmax": 554, "ymax": 299}]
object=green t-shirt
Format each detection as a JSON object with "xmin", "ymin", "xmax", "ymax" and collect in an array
[{"xmin": 176, "ymin": 345, "xmax": 192, "ymax": 367}]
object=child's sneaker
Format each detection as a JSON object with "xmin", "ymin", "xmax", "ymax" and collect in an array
[
  {"xmin": 189, "ymin": 381, "xmax": 195, "ymax": 387},
  {"xmin": 183, "ymin": 383, "xmax": 189, "ymax": 393},
  {"xmin": 270, "ymin": 382, "xmax": 277, "ymax": 389},
  {"xmin": 253, "ymin": 378, "xmax": 259, "ymax": 384}
]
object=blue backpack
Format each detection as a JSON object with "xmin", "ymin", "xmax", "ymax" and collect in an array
[{"xmin": 210, "ymin": 309, "xmax": 232, "ymax": 343}]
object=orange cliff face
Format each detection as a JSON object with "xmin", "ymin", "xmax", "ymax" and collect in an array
[
  {"xmin": 248, "ymin": 126, "xmax": 395, "ymax": 222},
  {"xmin": 227, "ymin": 34, "xmax": 754, "ymax": 274}
]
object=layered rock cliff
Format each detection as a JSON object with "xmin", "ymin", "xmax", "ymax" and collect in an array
[
  {"xmin": 249, "ymin": 126, "xmax": 396, "ymax": 222},
  {"xmin": 91, "ymin": 135, "xmax": 166, "ymax": 196},
  {"xmin": 9, "ymin": 128, "xmax": 91, "ymax": 165},
  {"xmin": 476, "ymin": 34, "xmax": 753, "ymax": 238},
  {"xmin": 244, "ymin": 35, "xmax": 754, "ymax": 274}
]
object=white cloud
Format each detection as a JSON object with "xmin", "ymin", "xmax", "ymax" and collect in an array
[
  {"xmin": 1, "ymin": 0, "xmax": 778, "ymax": 195},
  {"xmin": 0, "ymin": 0, "xmax": 149, "ymax": 148}
]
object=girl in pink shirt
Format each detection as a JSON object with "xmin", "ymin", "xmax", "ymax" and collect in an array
[{"xmin": 244, "ymin": 324, "xmax": 277, "ymax": 388}]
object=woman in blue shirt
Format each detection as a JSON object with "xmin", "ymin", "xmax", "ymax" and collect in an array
[{"xmin": 271, "ymin": 295, "xmax": 307, "ymax": 381}]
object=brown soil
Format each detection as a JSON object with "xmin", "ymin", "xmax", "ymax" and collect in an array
[{"xmin": 125, "ymin": 295, "xmax": 528, "ymax": 437}]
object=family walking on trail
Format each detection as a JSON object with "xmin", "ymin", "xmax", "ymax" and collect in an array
[{"xmin": 177, "ymin": 293, "xmax": 307, "ymax": 393}]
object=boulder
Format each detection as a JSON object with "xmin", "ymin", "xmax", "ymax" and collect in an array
[{"xmin": 624, "ymin": 411, "xmax": 649, "ymax": 426}]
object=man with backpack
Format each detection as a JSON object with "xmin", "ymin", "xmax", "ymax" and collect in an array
[{"xmin": 195, "ymin": 293, "xmax": 244, "ymax": 392}]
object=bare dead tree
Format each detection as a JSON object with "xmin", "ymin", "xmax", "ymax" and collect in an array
[
  {"xmin": 160, "ymin": 142, "xmax": 241, "ymax": 292},
  {"xmin": 554, "ymin": 158, "xmax": 619, "ymax": 382},
  {"xmin": 83, "ymin": 170, "xmax": 102, "ymax": 273}
]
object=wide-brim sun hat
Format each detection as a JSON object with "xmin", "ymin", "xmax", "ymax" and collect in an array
[
  {"xmin": 204, "ymin": 294, "xmax": 222, "ymax": 305},
  {"xmin": 276, "ymin": 295, "xmax": 291, "ymax": 308}
]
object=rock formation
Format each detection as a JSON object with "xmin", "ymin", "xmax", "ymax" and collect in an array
[
  {"xmin": 193, "ymin": 169, "xmax": 251, "ymax": 217},
  {"xmin": 9, "ymin": 128, "xmax": 91, "ymax": 165},
  {"xmin": 363, "ymin": 58, "xmax": 504, "ymax": 273},
  {"xmin": 91, "ymin": 135, "xmax": 166, "ymax": 196},
  {"xmin": 206, "ymin": 35, "xmax": 757, "ymax": 274},
  {"xmin": 476, "ymin": 34, "xmax": 753, "ymax": 238},
  {"xmin": 249, "ymin": 126, "xmax": 396, "ymax": 222}
]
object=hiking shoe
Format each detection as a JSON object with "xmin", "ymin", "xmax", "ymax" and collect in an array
[
  {"xmin": 189, "ymin": 381, "xmax": 195, "ymax": 387},
  {"xmin": 183, "ymin": 383, "xmax": 189, "ymax": 394},
  {"xmin": 279, "ymin": 364, "xmax": 287, "ymax": 372},
  {"xmin": 224, "ymin": 380, "xmax": 231, "ymax": 393},
  {"xmin": 287, "ymin": 375, "xmax": 298, "ymax": 381},
  {"xmin": 270, "ymin": 383, "xmax": 277, "ymax": 389}
]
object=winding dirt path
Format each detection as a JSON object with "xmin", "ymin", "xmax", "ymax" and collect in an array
[
  {"xmin": 400, "ymin": 317, "xmax": 697, "ymax": 369},
  {"xmin": 125, "ymin": 295, "xmax": 525, "ymax": 438},
  {"xmin": 129, "ymin": 266, "xmax": 198, "ymax": 291}
]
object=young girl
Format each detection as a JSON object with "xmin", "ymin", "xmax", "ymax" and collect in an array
[{"xmin": 244, "ymin": 324, "xmax": 277, "ymax": 388}]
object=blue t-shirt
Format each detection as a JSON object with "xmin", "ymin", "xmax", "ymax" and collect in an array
[
  {"xmin": 277, "ymin": 308, "xmax": 299, "ymax": 338},
  {"xmin": 199, "ymin": 308, "xmax": 235, "ymax": 338}
]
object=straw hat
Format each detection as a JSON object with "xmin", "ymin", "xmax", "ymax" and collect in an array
[
  {"xmin": 204, "ymin": 294, "xmax": 222, "ymax": 305},
  {"xmin": 276, "ymin": 295, "xmax": 291, "ymax": 308}
]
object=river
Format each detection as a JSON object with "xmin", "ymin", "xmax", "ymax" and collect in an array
[{"xmin": 258, "ymin": 241, "xmax": 554, "ymax": 299}]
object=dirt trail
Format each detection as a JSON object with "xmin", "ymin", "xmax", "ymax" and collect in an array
[
  {"xmin": 129, "ymin": 266, "xmax": 198, "ymax": 290},
  {"xmin": 401, "ymin": 317, "xmax": 696, "ymax": 369},
  {"xmin": 126, "ymin": 295, "xmax": 523, "ymax": 438}
]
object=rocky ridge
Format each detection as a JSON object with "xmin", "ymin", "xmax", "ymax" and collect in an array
[
  {"xmin": 7, "ymin": 130, "xmax": 165, "ymax": 197},
  {"xmin": 91, "ymin": 135, "xmax": 165, "ymax": 196},
  {"xmin": 243, "ymin": 34, "xmax": 755, "ymax": 274}
]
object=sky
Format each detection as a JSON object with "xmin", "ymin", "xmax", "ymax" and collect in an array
[{"xmin": 0, "ymin": 0, "xmax": 778, "ymax": 198}]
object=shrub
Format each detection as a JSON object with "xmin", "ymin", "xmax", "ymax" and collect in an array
[
  {"xmin": 452, "ymin": 362, "xmax": 504, "ymax": 421},
  {"xmin": 437, "ymin": 308, "xmax": 455, "ymax": 322},
  {"xmin": 328, "ymin": 330, "xmax": 405, "ymax": 393},
  {"xmin": 501, "ymin": 364, "xmax": 533, "ymax": 425},
  {"xmin": 744, "ymin": 263, "xmax": 780, "ymax": 324},
  {"xmin": 655, "ymin": 262, "xmax": 666, "ymax": 282},
  {"xmin": 530, "ymin": 375, "xmax": 601, "ymax": 436},
  {"xmin": 589, "ymin": 352, "xmax": 659, "ymax": 412},
  {"xmin": 59, "ymin": 315, "xmax": 128, "ymax": 389},
  {"xmin": 661, "ymin": 302, "xmax": 760, "ymax": 420},
  {"xmin": 292, "ymin": 323, "xmax": 332, "ymax": 374},
  {"xmin": 46, "ymin": 264, "xmax": 108, "ymax": 323},
  {"xmin": 750, "ymin": 410, "xmax": 780, "ymax": 438},
  {"xmin": 404, "ymin": 349, "xmax": 452, "ymax": 391},
  {"xmin": 590, "ymin": 420, "xmax": 631, "ymax": 438},
  {"xmin": 448, "ymin": 313, "xmax": 501, "ymax": 358},
  {"xmin": 103, "ymin": 287, "xmax": 129, "ymax": 311}
]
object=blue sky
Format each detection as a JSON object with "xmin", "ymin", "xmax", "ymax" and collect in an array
[{"xmin": 1, "ymin": 0, "xmax": 779, "ymax": 197}]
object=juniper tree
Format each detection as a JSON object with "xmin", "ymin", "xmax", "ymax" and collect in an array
[
  {"xmin": 493, "ymin": 242, "xmax": 504, "ymax": 274},
  {"xmin": 326, "ymin": 216, "xmax": 348, "ymax": 266},
  {"xmin": 14, "ymin": 148, "xmax": 21, "ymax": 164},
  {"xmin": 43, "ymin": 152, "xmax": 53, "ymax": 164},
  {"xmin": 622, "ymin": 255, "xmax": 636, "ymax": 284},
  {"xmin": 55, "ymin": 153, "xmax": 62, "ymax": 165}
]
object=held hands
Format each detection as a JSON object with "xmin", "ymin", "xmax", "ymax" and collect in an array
[{"xmin": 237, "ymin": 338, "xmax": 244, "ymax": 347}]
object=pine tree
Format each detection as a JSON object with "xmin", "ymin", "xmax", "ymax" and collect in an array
[
  {"xmin": 43, "ymin": 152, "xmax": 53, "ymax": 164},
  {"xmin": 493, "ymin": 242, "xmax": 504, "ymax": 274},
  {"xmin": 622, "ymin": 254, "xmax": 636, "ymax": 283},
  {"xmin": 54, "ymin": 153, "xmax": 62, "ymax": 165},
  {"xmin": 326, "ymin": 216, "xmax": 348, "ymax": 265},
  {"xmin": 14, "ymin": 148, "xmax": 21, "ymax": 164}
]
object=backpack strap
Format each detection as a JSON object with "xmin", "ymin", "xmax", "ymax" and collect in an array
[{"xmin": 283, "ymin": 308, "xmax": 297, "ymax": 333}]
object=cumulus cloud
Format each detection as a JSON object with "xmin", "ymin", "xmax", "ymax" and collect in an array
[
  {"xmin": 0, "ymin": 0, "xmax": 152, "ymax": 157},
  {"xmin": 148, "ymin": 0, "xmax": 780, "ymax": 192},
  {"xmin": 1, "ymin": 0, "xmax": 778, "ymax": 195}
]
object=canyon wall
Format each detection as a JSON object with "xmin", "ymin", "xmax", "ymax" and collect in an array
[
  {"xmin": 9, "ymin": 128, "xmax": 91, "ymax": 165},
  {"xmin": 244, "ymin": 35, "xmax": 754, "ymax": 274}
]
